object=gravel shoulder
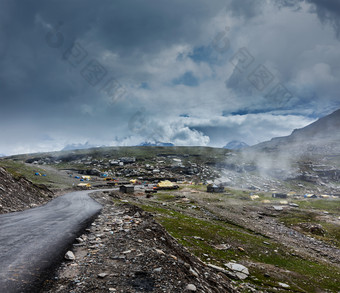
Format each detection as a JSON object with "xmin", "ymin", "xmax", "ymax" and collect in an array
[{"xmin": 41, "ymin": 191, "xmax": 236, "ymax": 293}]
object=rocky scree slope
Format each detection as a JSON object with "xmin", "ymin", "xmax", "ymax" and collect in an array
[{"xmin": 0, "ymin": 167, "xmax": 53, "ymax": 214}]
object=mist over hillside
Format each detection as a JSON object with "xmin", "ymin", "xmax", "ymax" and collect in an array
[
  {"xmin": 219, "ymin": 109, "xmax": 340, "ymax": 184},
  {"xmin": 250, "ymin": 109, "xmax": 340, "ymax": 155}
]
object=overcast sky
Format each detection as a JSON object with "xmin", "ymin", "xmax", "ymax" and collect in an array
[{"xmin": 1, "ymin": 0, "xmax": 340, "ymax": 155}]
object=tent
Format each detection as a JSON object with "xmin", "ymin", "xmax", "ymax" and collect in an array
[
  {"xmin": 77, "ymin": 183, "xmax": 91, "ymax": 189},
  {"xmin": 156, "ymin": 180, "xmax": 179, "ymax": 190},
  {"xmin": 304, "ymin": 194, "xmax": 317, "ymax": 198}
]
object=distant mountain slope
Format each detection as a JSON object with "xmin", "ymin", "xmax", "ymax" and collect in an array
[
  {"xmin": 62, "ymin": 142, "xmax": 103, "ymax": 151},
  {"xmin": 223, "ymin": 140, "xmax": 249, "ymax": 150},
  {"xmin": 137, "ymin": 142, "xmax": 175, "ymax": 147},
  {"xmin": 251, "ymin": 109, "xmax": 340, "ymax": 154}
]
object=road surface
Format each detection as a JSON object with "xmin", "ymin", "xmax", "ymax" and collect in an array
[{"xmin": 0, "ymin": 190, "xmax": 104, "ymax": 293}]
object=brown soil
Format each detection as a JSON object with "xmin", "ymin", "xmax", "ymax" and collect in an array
[{"xmin": 0, "ymin": 167, "xmax": 53, "ymax": 214}]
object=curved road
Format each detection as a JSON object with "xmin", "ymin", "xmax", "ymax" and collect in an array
[{"xmin": 0, "ymin": 190, "xmax": 104, "ymax": 293}]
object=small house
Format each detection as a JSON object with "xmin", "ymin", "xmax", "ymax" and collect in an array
[
  {"xmin": 120, "ymin": 185, "xmax": 134, "ymax": 194},
  {"xmin": 272, "ymin": 193, "xmax": 287, "ymax": 199},
  {"xmin": 207, "ymin": 184, "xmax": 225, "ymax": 193}
]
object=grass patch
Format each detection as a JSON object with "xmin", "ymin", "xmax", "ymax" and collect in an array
[
  {"xmin": 8, "ymin": 146, "xmax": 232, "ymax": 166},
  {"xmin": 224, "ymin": 188, "xmax": 250, "ymax": 198},
  {"xmin": 293, "ymin": 199, "xmax": 340, "ymax": 214},
  {"xmin": 280, "ymin": 209, "xmax": 340, "ymax": 248},
  {"xmin": 139, "ymin": 203, "xmax": 340, "ymax": 292},
  {"xmin": 156, "ymin": 193, "xmax": 176, "ymax": 201},
  {"xmin": 0, "ymin": 159, "xmax": 73, "ymax": 189}
]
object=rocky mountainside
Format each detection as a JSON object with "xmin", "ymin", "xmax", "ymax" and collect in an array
[
  {"xmin": 251, "ymin": 108, "xmax": 340, "ymax": 155},
  {"xmin": 0, "ymin": 167, "xmax": 53, "ymax": 214}
]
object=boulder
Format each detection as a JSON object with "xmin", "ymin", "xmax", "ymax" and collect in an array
[
  {"xmin": 64, "ymin": 251, "xmax": 75, "ymax": 260},
  {"xmin": 186, "ymin": 284, "xmax": 197, "ymax": 291},
  {"xmin": 225, "ymin": 262, "xmax": 249, "ymax": 280}
]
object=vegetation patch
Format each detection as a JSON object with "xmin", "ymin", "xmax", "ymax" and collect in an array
[
  {"xmin": 0, "ymin": 159, "xmax": 72, "ymax": 189},
  {"xmin": 139, "ymin": 202, "xmax": 340, "ymax": 292},
  {"xmin": 293, "ymin": 199, "xmax": 340, "ymax": 214},
  {"xmin": 280, "ymin": 209, "xmax": 340, "ymax": 248}
]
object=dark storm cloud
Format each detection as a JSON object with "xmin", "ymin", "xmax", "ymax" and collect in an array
[
  {"xmin": 0, "ymin": 0, "xmax": 224, "ymax": 118},
  {"xmin": 308, "ymin": 0, "xmax": 340, "ymax": 38},
  {"xmin": 0, "ymin": 0, "xmax": 231, "ymax": 154},
  {"xmin": 275, "ymin": 0, "xmax": 340, "ymax": 37},
  {"xmin": 1, "ymin": 0, "xmax": 340, "ymax": 154}
]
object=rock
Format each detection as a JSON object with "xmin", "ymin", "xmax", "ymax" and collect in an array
[
  {"xmin": 155, "ymin": 249, "xmax": 165, "ymax": 255},
  {"xmin": 170, "ymin": 254, "xmax": 178, "ymax": 260},
  {"xmin": 193, "ymin": 236, "xmax": 204, "ymax": 241},
  {"xmin": 299, "ymin": 223, "xmax": 326, "ymax": 236},
  {"xmin": 273, "ymin": 205, "xmax": 283, "ymax": 211},
  {"xmin": 153, "ymin": 267, "xmax": 162, "ymax": 273},
  {"xmin": 189, "ymin": 267, "xmax": 199, "ymax": 277},
  {"xmin": 214, "ymin": 244, "xmax": 230, "ymax": 250},
  {"xmin": 225, "ymin": 262, "xmax": 249, "ymax": 280},
  {"xmin": 98, "ymin": 273, "xmax": 108, "ymax": 278},
  {"xmin": 289, "ymin": 203, "xmax": 299, "ymax": 207},
  {"xmin": 207, "ymin": 264, "xmax": 230, "ymax": 275},
  {"xmin": 186, "ymin": 284, "xmax": 197, "ymax": 291},
  {"xmin": 64, "ymin": 251, "xmax": 75, "ymax": 260},
  {"xmin": 278, "ymin": 282, "xmax": 290, "ymax": 288}
]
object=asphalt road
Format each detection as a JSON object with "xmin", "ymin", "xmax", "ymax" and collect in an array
[{"xmin": 0, "ymin": 190, "xmax": 103, "ymax": 293}]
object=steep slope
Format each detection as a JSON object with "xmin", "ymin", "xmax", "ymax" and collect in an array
[
  {"xmin": 251, "ymin": 108, "xmax": 340, "ymax": 155},
  {"xmin": 0, "ymin": 167, "xmax": 53, "ymax": 214}
]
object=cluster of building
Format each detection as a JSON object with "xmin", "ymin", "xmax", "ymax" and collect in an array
[{"xmin": 30, "ymin": 153, "xmax": 220, "ymax": 186}]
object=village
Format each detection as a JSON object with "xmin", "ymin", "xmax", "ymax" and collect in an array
[
  {"xmin": 29, "ymin": 151, "xmax": 340, "ymax": 201},
  {"xmin": 1, "ymin": 146, "xmax": 340, "ymax": 292}
]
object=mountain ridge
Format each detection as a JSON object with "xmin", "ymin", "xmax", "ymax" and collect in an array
[{"xmin": 250, "ymin": 108, "xmax": 340, "ymax": 154}]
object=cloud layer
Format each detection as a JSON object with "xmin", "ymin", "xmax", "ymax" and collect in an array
[{"xmin": 0, "ymin": 0, "xmax": 339, "ymax": 155}]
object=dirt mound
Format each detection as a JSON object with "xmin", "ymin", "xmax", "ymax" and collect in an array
[{"xmin": 0, "ymin": 167, "xmax": 53, "ymax": 214}]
